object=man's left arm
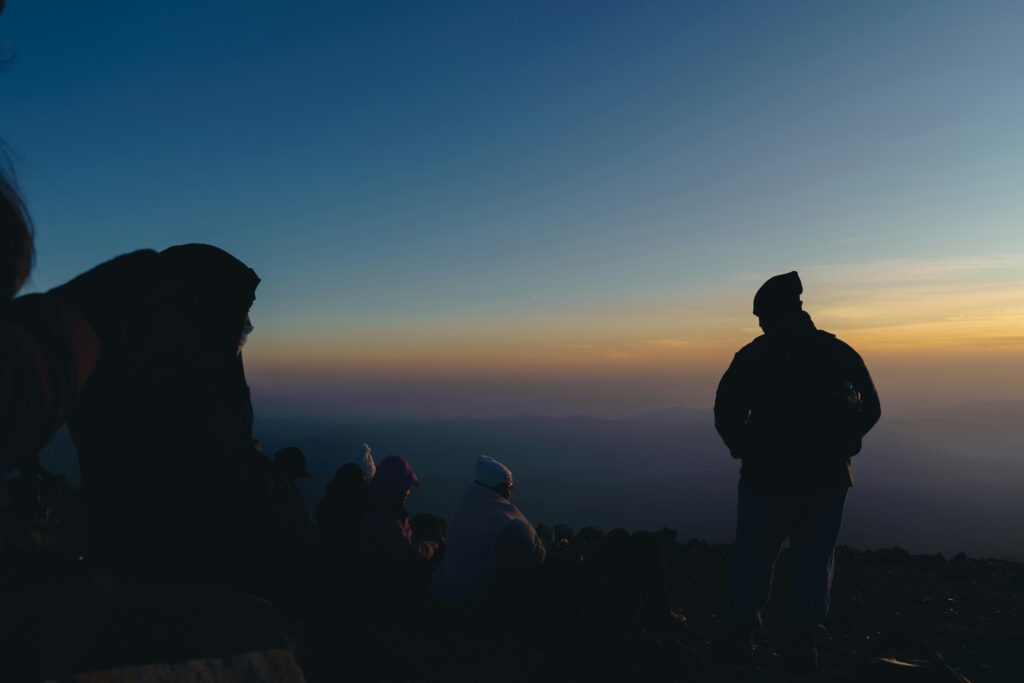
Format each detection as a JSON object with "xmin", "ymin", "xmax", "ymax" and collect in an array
[{"xmin": 851, "ymin": 350, "xmax": 881, "ymax": 437}]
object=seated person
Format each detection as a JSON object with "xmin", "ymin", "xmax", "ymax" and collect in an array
[
  {"xmin": 316, "ymin": 443, "xmax": 375, "ymax": 547},
  {"xmin": 434, "ymin": 455, "xmax": 545, "ymax": 604},
  {"xmin": 271, "ymin": 446, "xmax": 312, "ymax": 542},
  {"xmin": 360, "ymin": 455, "xmax": 438, "ymax": 615},
  {"xmin": 361, "ymin": 455, "xmax": 437, "ymax": 564},
  {"xmin": 68, "ymin": 244, "xmax": 268, "ymax": 591}
]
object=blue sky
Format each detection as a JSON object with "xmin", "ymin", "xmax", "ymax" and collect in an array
[{"xmin": 3, "ymin": 1, "xmax": 1023, "ymax": 416}]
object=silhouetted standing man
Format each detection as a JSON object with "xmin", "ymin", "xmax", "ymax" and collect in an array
[{"xmin": 714, "ymin": 271, "xmax": 880, "ymax": 672}]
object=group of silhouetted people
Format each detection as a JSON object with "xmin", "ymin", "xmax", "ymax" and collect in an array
[{"xmin": 1, "ymin": 123, "xmax": 881, "ymax": 678}]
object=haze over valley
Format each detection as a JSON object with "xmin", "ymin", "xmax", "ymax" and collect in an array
[{"xmin": 38, "ymin": 400, "xmax": 1024, "ymax": 560}]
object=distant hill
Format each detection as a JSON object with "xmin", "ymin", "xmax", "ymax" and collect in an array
[{"xmin": 37, "ymin": 402, "xmax": 1024, "ymax": 559}]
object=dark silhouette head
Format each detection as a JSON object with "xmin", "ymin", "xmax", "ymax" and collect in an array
[
  {"xmin": 368, "ymin": 455, "xmax": 419, "ymax": 502},
  {"xmin": 274, "ymin": 446, "xmax": 311, "ymax": 481},
  {"xmin": 331, "ymin": 462, "xmax": 367, "ymax": 491},
  {"xmin": 753, "ymin": 271, "xmax": 803, "ymax": 319},
  {"xmin": 158, "ymin": 244, "xmax": 260, "ymax": 358},
  {"xmin": 0, "ymin": 167, "xmax": 33, "ymax": 301},
  {"xmin": 753, "ymin": 271, "xmax": 808, "ymax": 334}
]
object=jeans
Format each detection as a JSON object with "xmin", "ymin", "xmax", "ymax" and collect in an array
[{"xmin": 728, "ymin": 485, "xmax": 848, "ymax": 633}]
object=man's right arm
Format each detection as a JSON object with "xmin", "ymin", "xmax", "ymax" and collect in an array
[{"xmin": 714, "ymin": 351, "xmax": 752, "ymax": 459}]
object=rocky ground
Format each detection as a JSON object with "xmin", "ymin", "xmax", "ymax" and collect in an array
[
  {"xmin": 300, "ymin": 526, "xmax": 1024, "ymax": 682},
  {"xmin": 3, "ymin": 515, "xmax": 1023, "ymax": 682},
  {"xmin": 662, "ymin": 536, "xmax": 1024, "ymax": 682}
]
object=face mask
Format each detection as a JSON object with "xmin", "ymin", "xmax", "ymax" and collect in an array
[{"xmin": 238, "ymin": 314, "xmax": 254, "ymax": 355}]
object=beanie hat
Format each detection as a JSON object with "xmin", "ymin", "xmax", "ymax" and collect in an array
[
  {"xmin": 475, "ymin": 455, "xmax": 513, "ymax": 488},
  {"xmin": 356, "ymin": 443, "xmax": 376, "ymax": 482},
  {"xmin": 753, "ymin": 271, "xmax": 803, "ymax": 318}
]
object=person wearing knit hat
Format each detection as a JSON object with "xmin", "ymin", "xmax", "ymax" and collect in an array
[
  {"xmin": 713, "ymin": 272, "xmax": 881, "ymax": 672},
  {"xmin": 434, "ymin": 455, "xmax": 544, "ymax": 603},
  {"xmin": 475, "ymin": 455, "xmax": 513, "ymax": 495},
  {"xmin": 752, "ymin": 270, "xmax": 803, "ymax": 319}
]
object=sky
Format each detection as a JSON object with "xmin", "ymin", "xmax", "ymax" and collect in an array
[{"xmin": 2, "ymin": 1, "xmax": 1023, "ymax": 417}]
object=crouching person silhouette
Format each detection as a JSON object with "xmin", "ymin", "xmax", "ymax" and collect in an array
[
  {"xmin": 713, "ymin": 271, "xmax": 880, "ymax": 673},
  {"xmin": 68, "ymin": 244, "xmax": 271, "ymax": 592},
  {"xmin": 0, "ymin": 243, "xmax": 307, "ymax": 682},
  {"xmin": 434, "ymin": 455, "xmax": 546, "ymax": 606},
  {"xmin": 1, "ymin": 164, "xmax": 158, "ymax": 553},
  {"xmin": 361, "ymin": 455, "xmax": 440, "ymax": 621}
]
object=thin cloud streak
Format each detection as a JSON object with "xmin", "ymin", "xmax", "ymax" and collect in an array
[
  {"xmin": 242, "ymin": 253, "xmax": 1024, "ymax": 417},
  {"xmin": 248, "ymin": 253, "xmax": 1024, "ymax": 371}
]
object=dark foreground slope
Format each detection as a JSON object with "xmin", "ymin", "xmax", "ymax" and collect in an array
[
  {"xmin": 328, "ymin": 530, "xmax": 1022, "ymax": 683},
  {"xmin": 2, "ymin": 518, "xmax": 1022, "ymax": 682},
  {"xmin": 662, "ymin": 537, "xmax": 1023, "ymax": 682}
]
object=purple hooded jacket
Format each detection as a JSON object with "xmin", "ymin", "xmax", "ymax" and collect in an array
[{"xmin": 361, "ymin": 456, "xmax": 436, "ymax": 564}]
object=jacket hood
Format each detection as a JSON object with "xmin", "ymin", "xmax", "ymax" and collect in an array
[
  {"xmin": 158, "ymin": 244, "xmax": 260, "ymax": 356},
  {"xmin": 368, "ymin": 455, "xmax": 419, "ymax": 499}
]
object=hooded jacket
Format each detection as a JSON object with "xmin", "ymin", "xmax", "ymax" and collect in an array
[
  {"xmin": 361, "ymin": 456, "xmax": 436, "ymax": 565},
  {"xmin": 435, "ymin": 482, "xmax": 545, "ymax": 603},
  {"xmin": 714, "ymin": 311, "xmax": 881, "ymax": 489},
  {"xmin": 68, "ymin": 245, "xmax": 267, "ymax": 587}
]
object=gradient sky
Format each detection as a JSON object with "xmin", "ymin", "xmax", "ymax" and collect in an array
[{"xmin": 3, "ymin": 1, "xmax": 1023, "ymax": 417}]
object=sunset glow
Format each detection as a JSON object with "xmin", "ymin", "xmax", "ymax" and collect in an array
[{"xmin": 4, "ymin": 2, "xmax": 1022, "ymax": 416}]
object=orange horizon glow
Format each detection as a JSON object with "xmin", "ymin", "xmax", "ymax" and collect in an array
[
  {"xmin": 240, "ymin": 256, "xmax": 1024, "ymax": 417},
  {"xmin": 247, "ymin": 255, "xmax": 1024, "ymax": 373}
]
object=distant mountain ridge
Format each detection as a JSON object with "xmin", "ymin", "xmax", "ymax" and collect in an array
[{"xmin": 35, "ymin": 400, "xmax": 1024, "ymax": 560}]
